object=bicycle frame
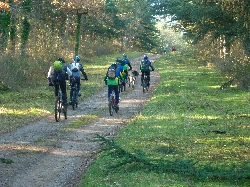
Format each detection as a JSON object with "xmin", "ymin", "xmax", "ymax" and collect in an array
[
  {"xmin": 54, "ymin": 84, "xmax": 67, "ymax": 122},
  {"xmin": 109, "ymin": 89, "xmax": 118, "ymax": 116}
]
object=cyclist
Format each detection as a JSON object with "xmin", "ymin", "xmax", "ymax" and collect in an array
[
  {"xmin": 68, "ymin": 55, "xmax": 88, "ymax": 105},
  {"xmin": 117, "ymin": 58, "xmax": 127, "ymax": 93},
  {"xmin": 172, "ymin": 45, "xmax": 176, "ymax": 52},
  {"xmin": 122, "ymin": 53, "xmax": 132, "ymax": 81},
  {"xmin": 47, "ymin": 57, "xmax": 72, "ymax": 109},
  {"xmin": 104, "ymin": 60, "xmax": 124, "ymax": 109},
  {"xmin": 140, "ymin": 54, "xmax": 154, "ymax": 87}
]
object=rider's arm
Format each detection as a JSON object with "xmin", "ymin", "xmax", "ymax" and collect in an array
[
  {"xmin": 79, "ymin": 65, "xmax": 88, "ymax": 80},
  {"xmin": 47, "ymin": 66, "xmax": 54, "ymax": 86},
  {"xmin": 128, "ymin": 61, "xmax": 132, "ymax": 70},
  {"xmin": 66, "ymin": 67, "xmax": 72, "ymax": 77},
  {"xmin": 47, "ymin": 66, "xmax": 53, "ymax": 79},
  {"xmin": 149, "ymin": 61, "xmax": 154, "ymax": 71}
]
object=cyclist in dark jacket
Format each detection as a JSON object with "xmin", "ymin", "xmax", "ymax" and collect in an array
[
  {"xmin": 140, "ymin": 54, "xmax": 154, "ymax": 87},
  {"xmin": 68, "ymin": 55, "xmax": 88, "ymax": 104},
  {"xmin": 47, "ymin": 58, "xmax": 72, "ymax": 109}
]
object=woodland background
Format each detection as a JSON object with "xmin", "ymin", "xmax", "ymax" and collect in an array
[{"xmin": 1, "ymin": 0, "xmax": 250, "ymax": 91}]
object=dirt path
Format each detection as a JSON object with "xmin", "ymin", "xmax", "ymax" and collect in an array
[{"xmin": 0, "ymin": 54, "xmax": 162, "ymax": 187}]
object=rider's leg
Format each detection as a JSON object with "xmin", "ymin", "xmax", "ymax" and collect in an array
[
  {"xmin": 114, "ymin": 86, "xmax": 119, "ymax": 105},
  {"xmin": 147, "ymin": 71, "xmax": 150, "ymax": 86},
  {"xmin": 108, "ymin": 85, "xmax": 112, "ymax": 100},
  {"xmin": 76, "ymin": 78, "xmax": 81, "ymax": 96},
  {"xmin": 69, "ymin": 83, "xmax": 73, "ymax": 104},
  {"xmin": 141, "ymin": 71, "xmax": 145, "ymax": 85},
  {"xmin": 60, "ymin": 81, "xmax": 67, "ymax": 107},
  {"xmin": 54, "ymin": 82, "xmax": 59, "ymax": 97}
]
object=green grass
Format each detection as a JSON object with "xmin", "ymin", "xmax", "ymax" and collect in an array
[
  {"xmin": 0, "ymin": 52, "xmax": 141, "ymax": 135},
  {"xmin": 0, "ymin": 157, "xmax": 14, "ymax": 164},
  {"xmin": 78, "ymin": 52, "xmax": 250, "ymax": 186}
]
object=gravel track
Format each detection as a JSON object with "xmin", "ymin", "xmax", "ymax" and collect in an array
[{"xmin": 0, "ymin": 54, "xmax": 161, "ymax": 187}]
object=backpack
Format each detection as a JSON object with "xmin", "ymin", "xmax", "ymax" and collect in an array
[
  {"xmin": 107, "ymin": 66, "xmax": 116, "ymax": 79},
  {"xmin": 141, "ymin": 60, "xmax": 148, "ymax": 69},
  {"xmin": 71, "ymin": 62, "xmax": 80, "ymax": 72},
  {"xmin": 52, "ymin": 72, "xmax": 64, "ymax": 83},
  {"xmin": 123, "ymin": 64, "xmax": 128, "ymax": 71},
  {"xmin": 53, "ymin": 61, "xmax": 63, "ymax": 72}
]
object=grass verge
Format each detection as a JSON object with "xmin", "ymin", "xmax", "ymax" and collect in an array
[{"xmin": 78, "ymin": 52, "xmax": 250, "ymax": 186}]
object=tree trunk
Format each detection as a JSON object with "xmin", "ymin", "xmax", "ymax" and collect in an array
[
  {"xmin": 75, "ymin": 11, "xmax": 82, "ymax": 55},
  {"xmin": 9, "ymin": 5, "xmax": 17, "ymax": 55}
]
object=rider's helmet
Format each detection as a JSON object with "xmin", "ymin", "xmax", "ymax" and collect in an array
[
  {"xmin": 74, "ymin": 55, "xmax": 80, "ymax": 62},
  {"xmin": 143, "ymin": 54, "xmax": 148, "ymax": 60},
  {"xmin": 123, "ymin": 53, "xmax": 127, "ymax": 58},
  {"xmin": 58, "ymin": 57, "xmax": 65, "ymax": 63}
]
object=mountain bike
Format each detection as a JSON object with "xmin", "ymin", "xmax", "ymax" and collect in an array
[
  {"xmin": 109, "ymin": 90, "xmax": 118, "ymax": 116},
  {"xmin": 142, "ymin": 74, "xmax": 149, "ymax": 93},
  {"xmin": 70, "ymin": 78, "xmax": 87, "ymax": 110},
  {"xmin": 54, "ymin": 85, "xmax": 67, "ymax": 122},
  {"xmin": 70, "ymin": 80, "xmax": 79, "ymax": 110}
]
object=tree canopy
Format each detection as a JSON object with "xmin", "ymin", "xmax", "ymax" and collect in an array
[{"xmin": 0, "ymin": 0, "xmax": 160, "ymax": 57}]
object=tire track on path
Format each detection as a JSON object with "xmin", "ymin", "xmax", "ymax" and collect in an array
[{"xmin": 0, "ymin": 54, "xmax": 162, "ymax": 187}]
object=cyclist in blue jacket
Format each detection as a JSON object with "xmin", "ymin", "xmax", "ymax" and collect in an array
[{"xmin": 140, "ymin": 54, "xmax": 154, "ymax": 87}]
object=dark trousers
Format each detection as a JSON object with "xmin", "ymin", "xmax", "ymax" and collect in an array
[
  {"xmin": 70, "ymin": 77, "xmax": 80, "ymax": 102},
  {"xmin": 53, "ymin": 81, "xmax": 67, "ymax": 106},
  {"xmin": 141, "ymin": 70, "xmax": 150, "ymax": 84},
  {"xmin": 108, "ymin": 85, "xmax": 119, "ymax": 105}
]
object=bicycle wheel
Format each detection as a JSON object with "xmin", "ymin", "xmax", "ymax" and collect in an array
[
  {"xmin": 146, "ymin": 76, "xmax": 149, "ymax": 91},
  {"xmin": 142, "ymin": 79, "xmax": 146, "ymax": 93},
  {"xmin": 114, "ymin": 101, "xmax": 118, "ymax": 113},
  {"xmin": 75, "ymin": 83, "xmax": 79, "ymax": 108},
  {"xmin": 72, "ymin": 89, "xmax": 76, "ymax": 110},
  {"xmin": 55, "ymin": 96, "xmax": 61, "ymax": 122},
  {"xmin": 123, "ymin": 81, "xmax": 126, "ymax": 91},
  {"xmin": 63, "ymin": 105, "xmax": 67, "ymax": 119},
  {"xmin": 119, "ymin": 83, "xmax": 123, "ymax": 93},
  {"xmin": 109, "ymin": 97, "xmax": 114, "ymax": 116}
]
